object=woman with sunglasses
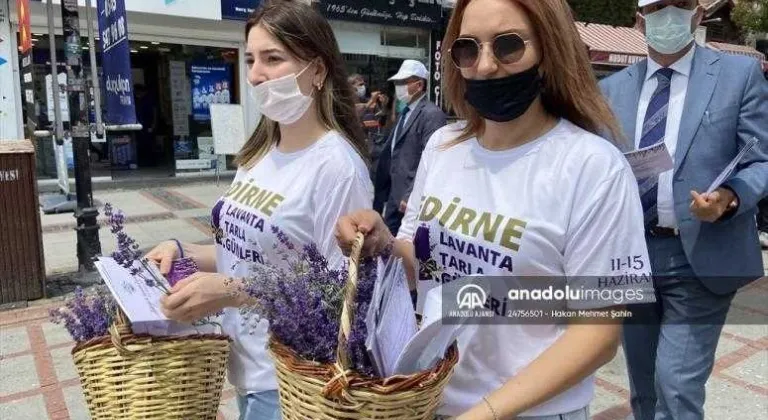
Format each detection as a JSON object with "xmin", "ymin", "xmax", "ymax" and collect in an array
[{"xmin": 336, "ymin": 0, "xmax": 652, "ymax": 419}]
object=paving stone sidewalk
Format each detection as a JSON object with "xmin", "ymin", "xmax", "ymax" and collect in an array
[{"xmin": 1, "ymin": 182, "xmax": 765, "ymax": 419}]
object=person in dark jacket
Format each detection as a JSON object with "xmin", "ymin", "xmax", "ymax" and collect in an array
[{"xmin": 374, "ymin": 59, "xmax": 447, "ymax": 235}]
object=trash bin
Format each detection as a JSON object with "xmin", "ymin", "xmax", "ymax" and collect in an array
[{"xmin": 0, "ymin": 140, "xmax": 46, "ymax": 304}]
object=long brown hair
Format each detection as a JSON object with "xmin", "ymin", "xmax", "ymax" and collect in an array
[
  {"xmin": 236, "ymin": 0, "xmax": 368, "ymax": 167},
  {"xmin": 443, "ymin": 0, "xmax": 625, "ymax": 145}
]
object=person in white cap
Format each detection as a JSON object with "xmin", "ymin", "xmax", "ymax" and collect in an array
[
  {"xmin": 374, "ymin": 59, "xmax": 446, "ymax": 241},
  {"xmin": 600, "ymin": 1, "xmax": 768, "ymax": 419}
]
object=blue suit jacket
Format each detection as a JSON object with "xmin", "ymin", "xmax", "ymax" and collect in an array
[
  {"xmin": 375, "ymin": 97, "xmax": 447, "ymax": 223},
  {"xmin": 600, "ymin": 46, "xmax": 768, "ymax": 295}
]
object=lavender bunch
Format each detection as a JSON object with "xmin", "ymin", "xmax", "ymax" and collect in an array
[
  {"xmin": 103, "ymin": 204, "xmax": 218, "ymax": 322},
  {"xmin": 237, "ymin": 226, "xmax": 378, "ymax": 377},
  {"xmin": 104, "ymin": 203, "xmax": 170, "ymax": 294},
  {"xmin": 50, "ymin": 286, "xmax": 117, "ymax": 342}
]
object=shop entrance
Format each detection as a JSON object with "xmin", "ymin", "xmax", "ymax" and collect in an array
[
  {"xmin": 114, "ymin": 40, "xmax": 240, "ymax": 179},
  {"xmin": 23, "ymin": 33, "xmax": 239, "ymax": 181}
]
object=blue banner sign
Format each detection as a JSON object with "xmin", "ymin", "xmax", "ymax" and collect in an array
[
  {"xmin": 221, "ymin": 0, "xmax": 261, "ymax": 21},
  {"xmin": 97, "ymin": 0, "xmax": 136, "ymax": 124}
]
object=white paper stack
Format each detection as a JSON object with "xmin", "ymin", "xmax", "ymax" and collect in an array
[
  {"xmin": 95, "ymin": 257, "xmax": 218, "ymax": 336},
  {"xmin": 365, "ymin": 258, "xmax": 475, "ymax": 377},
  {"xmin": 365, "ymin": 257, "xmax": 418, "ymax": 376}
]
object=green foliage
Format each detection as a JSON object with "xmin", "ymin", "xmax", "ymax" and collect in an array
[
  {"xmin": 732, "ymin": 0, "xmax": 768, "ymax": 34},
  {"xmin": 567, "ymin": 0, "xmax": 638, "ymax": 27}
]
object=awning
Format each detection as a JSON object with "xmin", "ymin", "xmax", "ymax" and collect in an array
[
  {"xmin": 575, "ymin": 22, "xmax": 647, "ymax": 67},
  {"xmin": 706, "ymin": 42, "xmax": 767, "ymax": 62}
]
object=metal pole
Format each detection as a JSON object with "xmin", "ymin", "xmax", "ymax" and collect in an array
[
  {"xmin": 84, "ymin": 0, "xmax": 104, "ymax": 138},
  {"xmin": 60, "ymin": 0, "xmax": 101, "ymax": 271},
  {"xmin": 46, "ymin": 0, "xmax": 64, "ymax": 142}
]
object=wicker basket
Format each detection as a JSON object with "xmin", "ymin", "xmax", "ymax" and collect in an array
[
  {"xmin": 72, "ymin": 312, "xmax": 230, "ymax": 419},
  {"xmin": 269, "ymin": 233, "xmax": 459, "ymax": 419}
]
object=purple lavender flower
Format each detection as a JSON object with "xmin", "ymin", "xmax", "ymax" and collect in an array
[
  {"xmin": 414, "ymin": 224, "xmax": 431, "ymax": 262},
  {"xmin": 239, "ymin": 228, "xmax": 381, "ymax": 376},
  {"xmin": 103, "ymin": 203, "xmax": 172, "ymax": 294},
  {"xmin": 50, "ymin": 286, "xmax": 116, "ymax": 342}
]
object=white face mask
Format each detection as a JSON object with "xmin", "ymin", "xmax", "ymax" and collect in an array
[
  {"xmin": 356, "ymin": 85, "xmax": 366, "ymax": 98},
  {"xmin": 250, "ymin": 63, "xmax": 314, "ymax": 125},
  {"xmin": 395, "ymin": 84, "xmax": 412, "ymax": 104}
]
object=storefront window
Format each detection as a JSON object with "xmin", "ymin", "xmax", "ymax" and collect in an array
[
  {"xmin": 22, "ymin": 33, "xmax": 238, "ymax": 180},
  {"xmin": 382, "ymin": 30, "xmax": 425, "ymax": 49}
]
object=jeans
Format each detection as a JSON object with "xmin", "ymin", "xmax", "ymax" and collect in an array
[
  {"xmin": 435, "ymin": 406, "xmax": 589, "ymax": 419},
  {"xmin": 623, "ymin": 235, "xmax": 734, "ymax": 420},
  {"xmin": 237, "ymin": 390, "xmax": 281, "ymax": 420}
]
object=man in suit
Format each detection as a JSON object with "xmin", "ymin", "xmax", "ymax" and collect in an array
[
  {"xmin": 375, "ymin": 60, "xmax": 447, "ymax": 235},
  {"xmin": 600, "ymin": 1, "xmax": 768, "ymax": 419}
]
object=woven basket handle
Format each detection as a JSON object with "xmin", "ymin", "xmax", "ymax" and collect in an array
[
  {"xmin": 109, "ymin": 309, "xmax": 136, "ymax": 355},
  {"xmin": 334, "ymin": 231, "xmax": 365, "ymax": 372}
]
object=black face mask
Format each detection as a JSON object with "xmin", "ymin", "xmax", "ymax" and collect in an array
[{"xmin": 464, "ymin": 65, "xmax": 542, "ymax": 122}]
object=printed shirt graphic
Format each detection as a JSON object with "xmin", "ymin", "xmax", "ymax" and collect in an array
[
  {"xmin": 212, "ymin": 131, "xmax": 373, "ymax": 394},
  {"xmin": 398, "ymin": 120, "xmax": 652, "ymax": 417}
]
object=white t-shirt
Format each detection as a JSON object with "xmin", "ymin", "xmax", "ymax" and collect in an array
[
  {"xmin": 398, "ymin": 120, "xmax": 652, "ymax": 417},
  {"xmin": 214, "ymin": 131, "xmax": 373, "ymax": 395}
]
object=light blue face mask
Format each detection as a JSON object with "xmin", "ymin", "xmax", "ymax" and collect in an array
[{"xmin": 644, "ymin": 6, "xmax": 696, "ymax": 55}]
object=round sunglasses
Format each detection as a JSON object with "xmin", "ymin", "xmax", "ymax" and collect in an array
[{"xmin": 449, "ymin": 32, "xmax": 531, "ymax": 69}]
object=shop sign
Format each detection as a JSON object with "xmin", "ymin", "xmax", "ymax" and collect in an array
[
  {"xmin": 429, "ymin": 28, "xmax": 444, "ymax": 108},
  {"xmin": 317, "ymin": 0, "xmax": 442, "ymax": 29},
  {"xmin": 97, "ymin": 0, "xmax": 137, "ymax": 124},
  {"xmin": 221, "ymin": 0, "xmax": 261, "ymax": 21},
  {"xmin": 590, "ymin": 51, "xmax": 645, "ymax": 66}
]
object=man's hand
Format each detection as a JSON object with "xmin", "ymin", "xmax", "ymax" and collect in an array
[
  {"xmin": 399, "ymin": 200, "xmax": 408, "ymax": 213},
  {"xmin": 690, "ymin": 188, "xmax": 738, "ymax": 222}
]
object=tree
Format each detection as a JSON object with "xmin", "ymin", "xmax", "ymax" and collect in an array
[
  {"xmin": 731, "ymin": 0, "xmax": 768, "ymax": 34},
  {"xmin": 567, "ymin": 0, "xmax": 638, "ymax": 27}
]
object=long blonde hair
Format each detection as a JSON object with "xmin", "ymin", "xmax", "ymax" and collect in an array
[
  {"xmin": 443, "ymin": 0, "xmax": 625, "ymax": 145},
  {"xmin": 236, "ymin": 0, "xmax": 368, "ymax": 167}
]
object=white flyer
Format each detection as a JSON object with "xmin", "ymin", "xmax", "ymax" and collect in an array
[
  {"xmin": 705, "ymin": 137, "xmax": 759, "ymax": 194},
  {"xmin": 211, "ymin": 104, "xmax": 247, "ymax": 155},
  {"xmin": 95, "ymin": 257, "xmax": 216, "ymax": 336},
  {"xmin": 624, "ymin": 142, "xmax": 674, "ymax": 180}
]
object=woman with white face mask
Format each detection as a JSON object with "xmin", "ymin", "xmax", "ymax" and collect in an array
[
  {"xmin": 337, "ymin": 0, "xmax": 654, "ymax": 419},
  {"xmin": 145, "ymin": 1, "xmax": 373, "ymax": 419}
]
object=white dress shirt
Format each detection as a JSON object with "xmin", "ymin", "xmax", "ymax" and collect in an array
[
  {"xmin": 392, "ymin": 93, "xmax": 426, "ymax": 152},
  {"xmin": 634, "ymin": 47, "xmax": 695, "ymax": 229}
]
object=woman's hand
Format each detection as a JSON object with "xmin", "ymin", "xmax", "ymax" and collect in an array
[
  {"xmin": 145, "ymin": 240, "xmax": 181, "ymax": 275},
  {"xmin": 160, "ymin": 272, "xmax": 238, "ymax": 323},
  {"xmin": 335, "ymin": 210, "xmax": 394, "ymax": 257}
]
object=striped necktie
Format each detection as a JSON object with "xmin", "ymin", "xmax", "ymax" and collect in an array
[{"xmin": 638, "ymin": 67, "xmax": 674, "ymax": 228}]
